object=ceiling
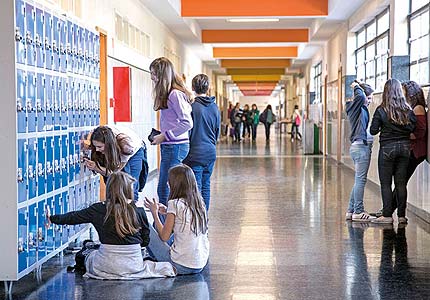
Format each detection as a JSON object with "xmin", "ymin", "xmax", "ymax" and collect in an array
[{"xmin": 139, "ymin": 0, "xmax": 367, "ymax": 96}]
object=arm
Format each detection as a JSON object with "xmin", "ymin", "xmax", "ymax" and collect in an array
[
  {"xmin": 215, "ymin": 110, "xmax": 221, "ymax": 140},
  {"xmin": 50, "ymin": 204, "xmax": 96, "ymax": 225},
  {"xmin": 163, "ymin": 90, "xmax": 193, "ymax": 142},
  {"xmin": 370, "ymin": 109, "xmax": 382, "ymax": 135},
  {"xmin": 144, "ymin": 197, "xmax": 175, "ymax": 242}
]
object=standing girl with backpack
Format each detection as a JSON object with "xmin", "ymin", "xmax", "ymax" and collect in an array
[
  {"xmin": 145, "ymin": 164, "xmax": 210, "ymax": 275},
  {"xmin": 250, "ymin": 104, "xmax": 260, "ymax": 141},
  {"xmin": 291, "ymin": 105, "xmax": 302, "ymax": 141}
]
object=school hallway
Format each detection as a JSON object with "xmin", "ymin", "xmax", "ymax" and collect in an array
[{"xmin": 3, "ymin": 132, "xmax": 430, "ymax": 300}]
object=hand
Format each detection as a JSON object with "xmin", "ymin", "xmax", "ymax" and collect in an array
[
  {"xmin": 144, "ymin": 197, "xmax": 160, "ymax": 214},
  {"xmin": 410, "ymin": 133, "xmax": 417, "ymax": 140},
  {"xmin": 158, "ymin": 203, "xmax": 168, "ymax": 215},
  {"xmin": 151, "ymin": 133, "xmax": 166, "ymax": 145},
  {"xmin": 83, "ymin": 158, "xmax": 97, "ymax": 171}
]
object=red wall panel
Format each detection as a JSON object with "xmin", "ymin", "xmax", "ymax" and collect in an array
[{"xmin": 113, "ymin": 67, "xmax": 132, "ymax": 122}]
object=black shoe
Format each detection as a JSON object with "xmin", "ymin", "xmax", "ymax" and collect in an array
[{"xmin": 369, "ymin": 209, "xmax": 383, "ymax": 217}]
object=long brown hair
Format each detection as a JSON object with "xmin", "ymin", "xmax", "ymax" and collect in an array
[
  {"xmin": 90, "ymin": 126, "xmax": 122, "ymax": 173},
  {"xmin": 149, "ymin": 57, "xmax": 192, "ymax": 111},
  {"xmin": 168, "ymin": 164, "xmax": 208, "ymax": 236},
  {"xmin": 402, "ymin": 81, "xmax": 426, "ymax": 109},
  {"xmin": 381, "ymin": 79, "xmax": 412, "ymax": 125},
  {"xmin": 104, "ymin": 172, "xmax": 140, "ymax": 238}
]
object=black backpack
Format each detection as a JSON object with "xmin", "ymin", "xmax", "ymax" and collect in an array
[{"xmin": 67, "ymin": 239, "xmax": 100, "ymax": 273}]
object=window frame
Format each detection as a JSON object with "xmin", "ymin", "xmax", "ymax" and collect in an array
[{"xmin": 313, "ymin": 62, "xmax": 322, "ymax": 103}]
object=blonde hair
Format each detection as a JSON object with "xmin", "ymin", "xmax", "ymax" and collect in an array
[
  {"xmin": 149, "ymin": 57, "xmax": 193, "ymax": 111},
  {"xmin": 104, "ymin": 172, "xmax": 140, "ymax": 238},
  {"xmin": 168, "ymin": 164, "xmax": 208, "ymax": 236}
]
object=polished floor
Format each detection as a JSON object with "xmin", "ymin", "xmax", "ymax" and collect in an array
[{"xmin": 3, "ymin": 131, "xmax": 430, "ymax": 300}]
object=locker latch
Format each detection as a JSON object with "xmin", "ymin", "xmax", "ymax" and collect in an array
[{"xmin": 17, "ymin": 168, "xmax": 24, "ymax": 183}]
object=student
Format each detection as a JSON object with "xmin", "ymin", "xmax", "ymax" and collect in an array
[
  {"xmin": 84, "ymin": 125, "xmax": 148, "ymax": 201},
  {"xmin": 370, "ymin": 79, "xmax": 416, "ymax": 224},
  {"xmin": 230, "ymin": 103, "xmax": 243, "ymax": 142},
  {"xmin": 259, "ymin": 104, "xmax": 276, "ymax": 141},
  {"xmin": 149, "ymin": 57, "xmax": 193, "ymax": 207},
  {"xmin": 250, "ymin": 104, "xmax": 260, "ymax": 141},
  {"xmin": 145, "ymin": 164, "xmax": 210, "ymax": 275},
  {"xmin": 183, "ymin": 74, "xmax": 220, "ymax": 210},
  {"xmin": 242, "ymin": 104, "xmax": 251, "ymax": 139},
  {"xmin": 345, "ymin": 80, "xmax": 375, "ymax": 222},
  {"xmin": 46, "ymin": 172, "xmax": 174, "ymax": 280},
  {"xmin": 291, "ymin": 105, "xmax": 302, "ymax": 141}
]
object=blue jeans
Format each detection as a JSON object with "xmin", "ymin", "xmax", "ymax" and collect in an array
[
  {"xmin": 157, "ymin": 143, "xmax": 189, "ymax": 206},
  {"xmin": 122, "ymin": 147, "xmax": 145, "ymax": 201},
  {"xmin": 148, "ymin": 225, "xmax": 204, "ymax": 275},
  {"xmin": 191, "ymin": 161, "xmax": 215, "ymax": 211},
  {"xmin": 348, "ymin": 143, "xmax": 372, "ymax": 214}
]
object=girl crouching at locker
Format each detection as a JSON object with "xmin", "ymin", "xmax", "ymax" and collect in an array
[
  {"xmin": 47, "ymin": 172, "xmax": 175, "ymax": 279},
  {"xmin": 145, "ymin": 164, "xmax": 210, "ymax": 275}
]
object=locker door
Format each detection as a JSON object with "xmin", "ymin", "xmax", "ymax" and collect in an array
[
  {"xmin": 18, "ymin": 207, "xmax": 28, "ymax": 272},
  {"xmin": 68, "ymin": 132, "xmax": 75, "ymax": 182},
  {"xmin": 95, "ymin": 85, "xmax": 100, "ymax": 124},
  {"xmin": 73, "ymin": 25, "xmax": 80, "ymax": 74},
  {"xmin": 17, "ymin": 139, "xmax": 28, "ymax": 203},
  {"xmin": 35, "ymin": 7, "xmax": 45, "ymax": 68},
  {"xmin": 60, "ymin": 77, "xmax": 67, "ymax": 129},
  {"xmin": 88, "ymin": 83, "xmax": 94, "ymax": 126},
  {"xmin": 78, "ymin": 27, "xmax": 85, "ymax": 75},
  {"xmin": 36, "ymin": 73, "xmax": 45, "ymax": 132},
  {"xmin": 45, "ymin": 197, "xmax": 54, "ymax": 253},
  {"xmin": 68, "ymin": 77, "xmax": 74, "ymax": 128},
  {"xmin": 74, "ymin": 80, "xmax": 81, "ymax": 127},
  {"xmin": 28, "ymin": 138, "xmax": 37, "ymax": 200},
  {"xmin": 37, "ymin": 137, "xmax": 46, "ymax": 196},
  {"xmin": 61, "ymin": 191, "xmax": 69, "ymax": 244},
  {"xmin": 54, "ymin": 194, "xmax": 62, "ymax": 248},
  {"xmin": 81, "ymin": 81, "xmax": 87, "ymax": 127},
  {"xmin": 28, "ymin": 203, "xmax": 37, "ymax": 267},
  {"xmin": 37, "ymin": 199, "xmax": 47, "ymax": 259},
  {"xmin": 53, "ymin": 76, "xmax": 61, "ymax": 130},
  {"xmin": 66, "ymin": 187, "xmax": 76, "ymax": 237},
  {"xmin": 52, "ymin": 15, "xmax": 60, "ymax": 72},
  {"xmin": 27, "ymin": 71, "xmax": 37, "ymax": 133},
  {"xmin": 74, "ymin": 132, "xmax": 81, "ymax": 177},
  {"xmin": 15, "ymin": 0, "xmax": 26, "ymax": 64},
  {"xmin": 54, "ymin": 135, "xmax": 61, "ymax": 190},
  {"xmin": 44, "ymin": 11, "xmax": 52, "ymax": 70},
  {"xmin": 87, "ymin": 31, "xmax": 94, "ymax": 78},
  {"xmin": 25, "ymin": 3, "xmax": 36, "ymax": 66},
  {"xmin": 45, "ymin": 136, "xmax": 54, "ymax": 192},
  {"xmin": 59, "ymin": 18, "xmax": 67, "ymax": 73},
  {"xmin": 17, "ymin": 69, "xmax": 27, "ymax": 133},
  {"xmin": 94, "ymin": 34, "xmax": 100, "ymax": 79},
  {"xmin": 66, "ymin": 21, "xmax": 74, "ymax": 73},
  {"xmin": 74, "ymin": 184, "xmax": 83, "ymax": 231},
  {"xmin": 61, "ymin": 134, "xmax": 68, "ymax": 187},
  {"xmin": 45, "ymin": 75, "xmax": 53, "ymax": 130}
]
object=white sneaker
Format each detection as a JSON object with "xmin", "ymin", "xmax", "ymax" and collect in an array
[
  {"xmin": 352, "ymin": 212, "xmax": 376, "ymax": 222},
  {"xmin": 371, "ymin": 216, "xmax": 393, "ymax": 224},
  {"xmin": 345, "ymin": 212, "xmax": 353, "ymax": 220}
]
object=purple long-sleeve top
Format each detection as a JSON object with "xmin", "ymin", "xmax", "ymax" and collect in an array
[{"xmin": 160, "ymin": 89, "xmax": 193, "ymax": 144}]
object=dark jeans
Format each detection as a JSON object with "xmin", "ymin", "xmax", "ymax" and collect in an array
[
  {"xmin": 122, "ymin": 147, "xmax": 145, "ymax": 201},
  {"xmin": 233, "ymin": 123, "xmax": 241, "ymax": 141},
  {"xmin": 291, "ymin": 123, "xmax": 302, "ymax": 139},
  {"xmin": 264, "ymin": 123, "xmax": 272, "ymax": 140},
  {"xmin": 378, "ymin": 141, "xmax": 410, "ymax": 218},
  {"xmin": 251, "ymin": 123, "xmax": 258, "ymax": 140},
  {"xmin": 191, "ymin": 161, "xmax": 215, "ymax": 211},
  {"xmin": 242, "ymin": 122, "xmax": 251, "ymax": 138}
]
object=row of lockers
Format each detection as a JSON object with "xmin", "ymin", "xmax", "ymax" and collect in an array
[
  {"xmin": 17, "ymin": 131, "xmax": 94, "ymax": 203},
  {"xmin": 17, "ymin": 71, "xmax": 100, "ymax": 133},
  {"xmin": 18, "ymin": 178, "xmax": 100, "ymax": 273},
  {"xmin": 15, "ymin": 0, "xmax": 100, "ymax": 78}
]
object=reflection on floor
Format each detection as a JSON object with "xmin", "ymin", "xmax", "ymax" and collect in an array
[{"xmin": 2, "ymin": 133, "xmax": 430, "ymax": 300}]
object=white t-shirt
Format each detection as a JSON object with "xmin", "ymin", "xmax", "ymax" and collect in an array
[
  {"xmin": 167, "ymin": 198, "xmax": 210, "ymax": 269},
  {"xmin": 107, "ymin": 125, "xmax": 143, "ymax": 163}
]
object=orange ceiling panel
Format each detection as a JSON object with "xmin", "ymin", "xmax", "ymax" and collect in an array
[
  {"xmin": 227, "ymin": 68, "xmax": 285, "ymax": 75},
  {"xmin": 237, "ymin": 85, "xmax": 277, "ymax": 91},
  {"xmin": 221, "ymin": 59, "xmax": 291, "ymax": 68},
  {"xmin": 202, "ymin": 29, "xmax": 309, "ymax": 43},
  {"xmin": 214, "ymin": 47, "xmax": 298, "ymax": 58},
  {"xmin": 235, "ymin": 81, "xmax": 278, "ymax": 86},
  {"xmin": 241, "ymin": 90, "xmax": 274, "ymax": 96},
  {"xmin": 181, "ymin": 0, "xmax": 328, "ymax": 17}
]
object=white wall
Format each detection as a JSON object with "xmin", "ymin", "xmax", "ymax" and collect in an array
[{"xmin": 238, "ymin": 96, "xmax": 279, "ymax": 112}]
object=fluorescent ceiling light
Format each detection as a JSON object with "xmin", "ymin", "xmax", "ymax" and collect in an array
[{"xmin": 227, "ymin": 18, "xmax": 280, "ymax": 23}]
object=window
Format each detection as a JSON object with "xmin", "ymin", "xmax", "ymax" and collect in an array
[
  {"xmin": 114, "ymin": 13, "xmax": 151, "ymax": 57},
  {"xmin": 313, "ymin": 62, "xmax": 322, "ymax": 103},
  {"xmin": 355, "ymin": 9, "xmax": 390, "ymax": 91},
  {"xmin": 409, "ymin": 0, "xmax": 430, "ymax": 84}
]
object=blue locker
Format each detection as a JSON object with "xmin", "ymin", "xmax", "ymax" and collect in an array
[
  {"xmin": 60, "ymin": 19, "xmax": 67, "ymax": 73},
  {"xmin": 68, "ymin": 132, "xmax": 75, "ymax": 182},
  {"xmin": 94, "ymin": 34, "xmax": 100, "ymax": 79},
  {"xmin": 45, "ymin": 136, "xmax": 54, "ymax": 192},
  {"xmin": 73, "ymin": 25, "xmax": 80, "ymax": 74},
  {"xmin": 74, "ymin": 184, "xmax": 83, "ymax": 231},
  {"xmin": 67, "ymin": 186, "xmax": 77, "ymax": 236},
  {"xmin": 66, "ymin": 21, "xmax": 74, "ymax": 73},
  {"xmin": 15, "ymin": 0, "xmax": 26, "ymax": 64},
  {"xmin": 61, "ymin": 191, "xmax": 69, "ymax": 244},
  {"xmin": 36, "ymin": 73, "xmax": 45, "ymax": 132},
  {"xmin": 88, "ymin": 83, "xmax": 94, "ymax": 126},
  {"xmin": 37, "ymin": 137, "xmax": 46, "ymax": 196},
  {"xmin": 53, "ymin": 76, "xmax": 61, "ymax": 130},
  {"xmin": 27, "ymin": 72, "xmax": 37, "ymax": 133},
  {"xmin": 28, "ymin": 138, "xmax": 37, "ymax": 200},
  {"xmin": 74, "ymin": 80, "xmax": 81, "ymax": 127},
  {"xmin": 83, "ymin": 29, "xmax": 90, "ymax": 76},
  {"xmin": 44, "ymin": 75, "xmax": 54, "ymax": 131},
  {"xmin": 54, "ymin": 135, "xmax": 61, "ymax": 190},
  {"xmin": 18, "ymin": 207, "xmax": 28, "ymax": 272},
  {"xmin": 61, "ymin": 77, "xmax": 68, "ymax": 129},
  {"xmin": 87, "ymin": 31, "xmax": 93, "ymax": 77},
  {"xmin": 68, "ymin": 77, "xmax": 74, "ymax": 128},
  {"xmin": 78, "ymin": 27, "xmax": 85, "ymax": 75},
  {"xmin": 44, "ymin": 11, "xmax": 53, "ymax": 70},
  {"xmin": 28, "ymin": 203, "xmax": 37, "ymax": 267},
  {"xmin": 17, "ymin": 69, "xmax": 27, "ymax": 133},
  {"xmin": 37, "ymin": 199, "xmax": 47, "ymax": 259},
  {"xmin": 79, "ymin": 81, "xmax": 86, "ymax": 127},
  {"xmin": 17, "ymin": 139, "xmax": 28, "ymax": 203},
  {"xmin": 25, "ymin": 3, "xmax": 36, "ymax": 66},
  {"xmin": 61, "ymin": 134, "xmax": 68, "ymax": 187},
  {"xmin": 35, "ymin": 8, "xmax": 44, "ymax": 68},
  {"xmin": 54, "ymin": 194, "xmax": 62, "ymax": 248},
  {"xmin": 74, "ymin": 132, "xmax": 81, "ymax": 177},
  {"xmin": 52, "ymin": 15, "xmax": 60, "ymax": 71},
  {"xmin": 95, "ymin": 85, "xmax": 100, "ymax": 123},
  {"xmin": 45, "ymin": 197, "xmax": 54, "ymax": 252}
]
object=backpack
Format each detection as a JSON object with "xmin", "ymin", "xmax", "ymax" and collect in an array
[
  {"xmin": 67, "ymin": 239, "xmax": 100, "ymax": 273},
  {"xmin": 295, "ymin": 115, "xmax": 301, "ymax": 126}
]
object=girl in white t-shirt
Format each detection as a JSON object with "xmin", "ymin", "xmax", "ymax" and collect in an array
[{"xmin": 144, "ymin": 164, "xmax": 210, "ymax": 275}]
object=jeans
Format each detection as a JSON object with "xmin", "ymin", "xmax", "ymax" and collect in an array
[
  {"xmin": 251, "ymin": 123, "xmax": 258, "ymax": 140},
  {"xmin": 148, "ymin": 225, "xmax": 204, "ymax": 275},
  {"xmin": 233, "ymin": 123, "xmax": 241, "ymax": 141},
  {"xmin": 348, "ymin": 143, "xmax": 372, "ymax": 214},
  {"xmin": 122, "ymin": 147, "xmax": 145, "ymax": 201},
  {"xmin": 378, "ymin": 141, "xmax": 410, "ymax": 218},
  {"xmin": 291, "ymin": 124, "xmax": 302, "ymax": 139},
  {"xmin": 157, "ymin": 143, "xmax": 189, "ymax": 206},
  {"xmin": 191, "ymin": 161, "xmax": 215, "ymax": 210},
  {"xmin": 242, "ymin": 122, "xmax": 251, "ymax": 138},
  {"xmin": 264, "ymin": 123, "xmax": 272, "ymax": 140}
]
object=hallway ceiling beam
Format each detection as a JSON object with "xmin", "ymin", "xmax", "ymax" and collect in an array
[
  {"xmin": 231, "ymin": 75, "xmax": 281, "ymax": 82},
  {"xmin": 202, "ymin": 29, "xmax": 309, "ymax": 43},
  {"xmin": 214, "ymin": 47, "xmax": 298, "ymax": 59},
  {"xmin": 227, "ymin": 68, "xmax": 285, "ymax": 75},
  {"xmin": 221, "ymin": 59, "xmax": 291, "ymax": 68}
]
